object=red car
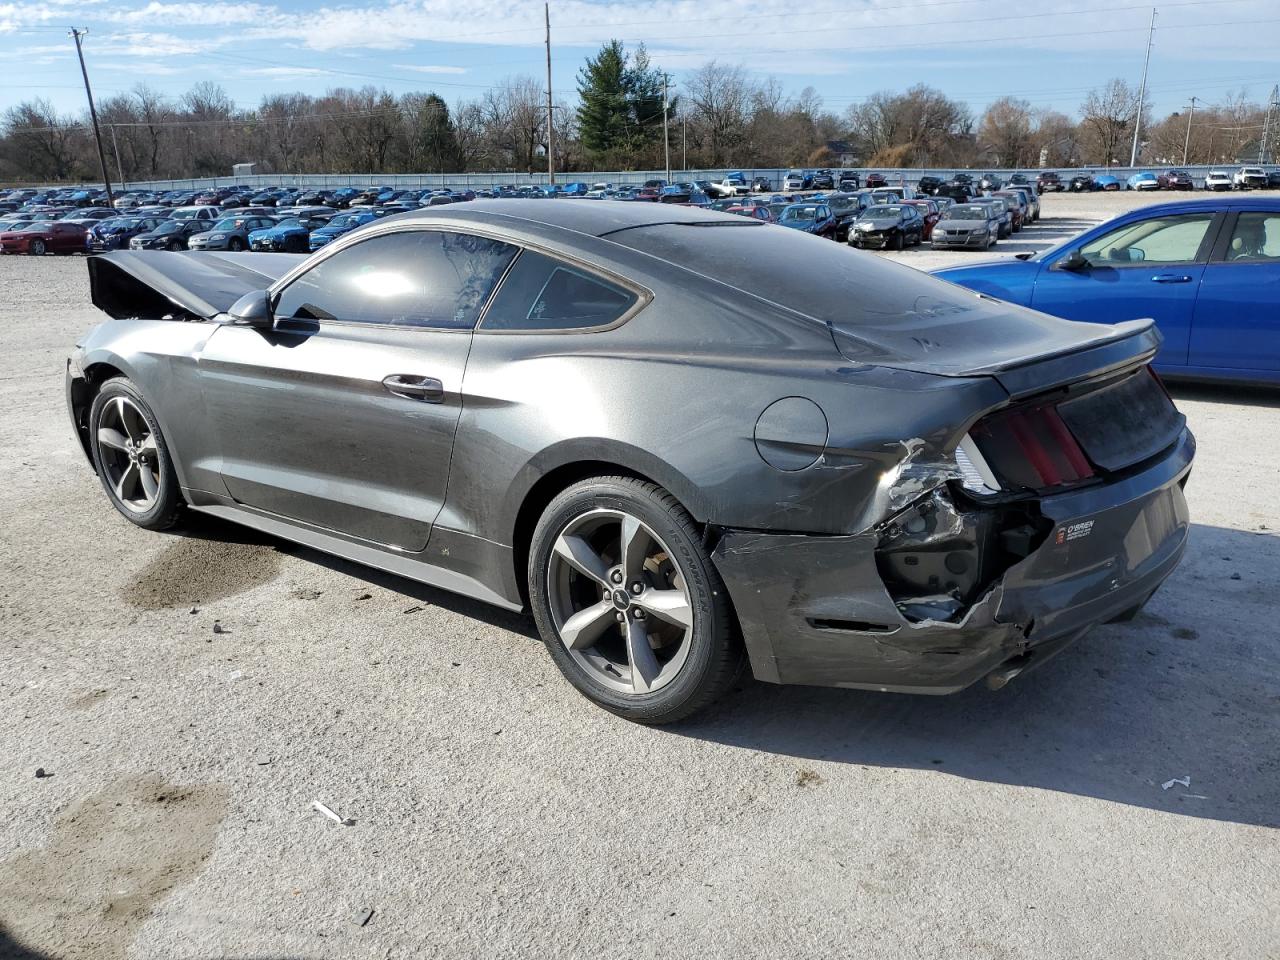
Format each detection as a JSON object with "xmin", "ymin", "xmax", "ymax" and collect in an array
[
  {"xmin": 723, "ymin": 204, "xmax": 773, "ymax": 222},
  {"xmin": 865, "ymin": 172, "xmax": 888, "ymax": 188},
  {"xmin": 901, "ymin": 199, "xmax": 941, "ymax": 239},
  {"xmin": 0, "ymin": 220, "xmax": 88, "ymax": 255}
]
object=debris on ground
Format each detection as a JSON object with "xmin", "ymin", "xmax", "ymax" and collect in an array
[
  {"xmin": 212, "ymin": 622, "xmax": 226, "ymax": 634},
  {"xmin": 35, "ymin": 767, "xmax": 51, "ymax": 779},
  {"xmin": 1230, "ymin": 573, "xmax": 1242, "ymax": 580},
  {"xmin": 355, "ymin": 593, "xmax": 372, "ymax": 601},
  {"xmin": 312, "ymin": 800, "xmax": 355, "ymax": 826},
  {"xmin": 292, "ymin": 589, "xmax": 323, "ymax": 600},
  {"xmin": 403, "ymin": 605, "xmax": 424, "ymax": 614},
  {"xmin": 1162, "ymin": 776, "xmax": 1191, "ymax": 791},
  {"xmin": 354, "ymin": 907, "xmax": 374, "ymax": 927},
  {"xmin": 795, "ymin": 769, "xmax": 824, "ymax": 788}
]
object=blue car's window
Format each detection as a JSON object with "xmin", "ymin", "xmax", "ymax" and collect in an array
[
  {"xmin": 479, "ymin": 251, "xmax": 637, "ymax": 332},
  {"xmin": 1079, "ymin": 213, "xmax": 1215, "ymax": 266},
  {"xmin": 1223, "ymin": 213, "xmax": 1280, "ymax": 262},
  {"xmin": 274, "ymin": 230, "xmax": 516, "ymax": 329}
]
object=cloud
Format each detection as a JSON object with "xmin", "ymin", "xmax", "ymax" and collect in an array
[
  {"xmin": 392, "ymin": 63, "xmax": 468, "ymax": 75},
  {"xmin": 102, "ymin": 2, "xmax": 279, "ymax": 27},
  {"xmin": 241, "ymin": 66, "xmax": 328, "ymax": 78},
  {"xmin": 95, "ymin": 60, "xmax": 182, "ymax": 75}
]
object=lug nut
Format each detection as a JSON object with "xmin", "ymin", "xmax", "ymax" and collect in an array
[
  {"xmin": 633, "ymin": 609, "xmax": 645, "ymax": 620},
  {"xmin": 630, "ymin": 582, "xmax": 643, "ymax": 594},
  {"xmin": 615, "ymin": 611, "xmax": 625, "ymax": 622},
  {"xmin": 611, "ymin": 570, "xmax": 623, "ymax": 584}
]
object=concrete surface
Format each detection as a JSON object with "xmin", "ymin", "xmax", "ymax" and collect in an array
[{"xmin": 1, "ymin": 191, "xmax": 1277, "ymax": 960}]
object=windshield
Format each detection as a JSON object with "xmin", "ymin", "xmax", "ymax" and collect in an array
[
  {"xmin": 273, "ymin": 218, "xmax": 302, "ymax": 229},
  {"xmin": 328, "ymin": 215, "xmax": 360, "ymax": 228},
  {"xmin": 945, "ymin": 205, "xmax": 988, "ymax": 220},
  {"xmin": 18, "ymin": 221, "xmax": 55, "ymax": 232},
  {"xmin": 212, "ymin": 218, "xmax": 244, "ymax": 231},
  {"xmin": 782, "ymin": 206, "xmax": 818, "ymax": 222},
  {"xmin": 862, "ymin": 206, "xmax": 902, "ymax": 218}
]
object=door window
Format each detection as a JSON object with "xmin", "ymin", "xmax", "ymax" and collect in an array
[
  {"xmin": 1220, "ymin": 213, "xmax": 1280, "ymax": 262},
  {"xmin": 273, "ymin": 230, "xmax": 517, "ymax": 329},
  {"xmin": 1078, "ymin": 213, "xmax": 1215, "ymax": 266},
  {"xmin": 479, "ymin": 251, "xmax": 638, "ymax": 332}
]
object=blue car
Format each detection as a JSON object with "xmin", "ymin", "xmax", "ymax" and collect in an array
[
  {"xmin": 1092, "ymin": 174, "xmax": 1121, "ymax": 191},
  {"xmin": 307, "ymin": 209, "xmax": 382, "ymax": 250},
  {"xmin": 932, "ymin": 198, "xmax": 1280, "ymax": 385},
  {"xmin": 248, "ymin": 214, "xmax": 332, "ymax": 253},
  {"xmin": 1126, "ymin": 172, "xmax": 1160, "ymax": 191}
]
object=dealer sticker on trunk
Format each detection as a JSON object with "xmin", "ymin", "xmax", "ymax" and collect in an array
[{"xmin": 1055, "ymin": 520, "xmax": 1095, "ymax": 545}]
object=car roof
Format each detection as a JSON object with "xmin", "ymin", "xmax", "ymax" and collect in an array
[{"xmin": 388, "ymin": 198, "xmax": 749, "ymax": 239}]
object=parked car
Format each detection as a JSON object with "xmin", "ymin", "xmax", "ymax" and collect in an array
[
  {"xmin": 70, "ymin": 200, "xmax": 1195, "ymax": 722},
  {"xmin": 901, "ymin": 199, "xmax": 942, "ymax": 239},
  {"xmin": 1158, "ymin": 170, "xmax": 1195, "ymax": 190},
  {"xmin": 0, "ymin": 220, "xmax": 87, "ymax": 255},
  {"xmin": 993, "ymin": 190, "xmax": 1029, "ymax": 231},
  {"xmin": 1268, "ymin": 170, "xmax": 1280, "ymax": 189},
  {"xmin": 775, "ymin": 202, "xmax": 837, "ymax": 238},
  {"xmin": 915, "ymin": 175, "xmax": 946, "ymax": 196},
  {"xmin": 1126, "ymin": 172, "xmax": 1161, "ymax": 191},
  {"xmin": 972, "ymin": 197, "xmax": 1013, "ymax": 238},
  {"xmin": 837, "ymin": 173, "xmax": 860, "ymax": 191},
  {"xmin": 129, "ymin": 218, "xmax": 213, "ymax": 251},
  {"xmin": 1007, "ymin": 173, "xmax": 1038, "ymax": 195},
  {"xmin": 307, "ymin": 210, "xmax": 383, "ymax": 251},
  {"xmin": 978, "ymin": 173, "xmax": 1003, "ymax": 193},
  {"xmin": 1069, "ymin": 173, "xmax": 1095, "ymax": 192},
  {"xmin": 1234, "ymin": 167, "xmax": 1268, "ymax": 190},
  {"xmin": 864, "ymin": 172, "xmax": 888, "ymax": 189},
  {"xmin": 248, "ymin": 214, "xmax": 332, "ymax": 252},
  {"xmin": 170, "ymin": 205, "xmax": 221, "ymax": 222},
  {"xmin": 1092, "ymin": 174, "xmax": 1122, "ymax": 191},
  {"xmin": 88, "ymin": 216, "xmax": 168, "ymax": 252},
  {"xmin": 782, "ymin": 169, "xmax": 811, "ymax": 191},
  {"xmin": 810, "ymin": 169, "xmax": 836, "ymax": 190},
  {"xmin": 933, "ymin": 197, "xmax": 1280, "ymax": 384},
  {"xmin": 1001, "ymin": 185, "xmax": 1039, "ymax": 222},
  {"xmin": 930, "ymin": 202, "xmax": 1000, "ymax": 249},
  {"xmin": 1203, "ymin": 170, "xmax": 1233, "ymax": 191},
  {"xmin": 940, "ymin": 173, "xmax": 976, "ymax": 201},
  {"xmin": 848, "ymin": 203, "xmax": 925, "ymax": 250},
  {"xmin": 746, "ymin": 176, "xmax": 771, "ymax": 192},
  {"xmin": 722, "ymin": 204, "xmax": 773, "ymax": 222},
  {"xmin": 188, "ymin": 215, "xmax": 280, "ymax": 252},
  {"xmin": 1037, "ymin": 171, "xmax": 1064, "ymax": 192},
  {"xmin": 826, "ymin": 192, "xmax": 868, "ymax": 241},
  {"xmin": 59, "ymin": 207, "xmax": 116, "ymax": 222}
]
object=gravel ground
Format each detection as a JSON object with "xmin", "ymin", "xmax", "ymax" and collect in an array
[{"xmin": 1, "ymin": 191, "xmax": 1277, "ymax": 960}]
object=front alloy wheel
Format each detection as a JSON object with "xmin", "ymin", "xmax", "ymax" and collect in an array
[
  {"xmin": 29, "ymin": 239, "xmax": 46, "ymax": 256},
  {"xmin": 529, "ymin": 477, "xmax": 743, "ymax": 723},
  {"xmin": 89, "ymin": 378, "xmax": 184, "ymax": 530}
]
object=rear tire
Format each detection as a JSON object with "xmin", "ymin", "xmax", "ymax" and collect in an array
[
  {"xmin": 88, "ymin": 378, "xmax": 184, "ymax": 531},
  {"xmin": 528, "ymin": 477, "xmax": 744, "ymax": 724}
]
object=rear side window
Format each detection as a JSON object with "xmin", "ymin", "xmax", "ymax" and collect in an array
[
  {"xmin": 1222, "ymin": 213, "xmax": 1280, "ymax": 262},
  {"xmin": 480, "ymin": 251, "xmax": 638, "ymax": 332},
  {"xmin": 274, "ymin": 230, "xmax": 517, "ymax": 329}
]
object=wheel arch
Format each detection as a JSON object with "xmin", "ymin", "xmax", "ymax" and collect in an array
[{"xmin": 505, "ymin": 441, "xmax": 711, "ymax": 607}]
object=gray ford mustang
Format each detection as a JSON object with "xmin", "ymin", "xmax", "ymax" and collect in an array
[{"xmin": 68, "ymin": 200, "xmax": 1194, "ymax": 723}]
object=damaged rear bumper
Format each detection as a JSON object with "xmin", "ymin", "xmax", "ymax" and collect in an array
[{"xmin": 711, "ymin": 428, "xmax": 1194, "ymax": 691}]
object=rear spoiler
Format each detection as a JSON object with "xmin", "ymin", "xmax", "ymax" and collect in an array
[
  {"xmin": 990, "ymin": 319, "xmax": 1161, "ymax": 399},
  {"xmin": 87, "ymin": 250, "xmax": 301, "ymax": 320}
]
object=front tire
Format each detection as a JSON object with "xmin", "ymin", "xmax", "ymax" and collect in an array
[
  {"xmin": 29, "ymin": 239, "xmax": 46, "ymax": 256},
  {"xmin": 528, "ymin": 477, "xmax": 743, "ymax": 724},
  {"xmin": 228, "ymin": 237, "xmax": 245, "ymax": 251},
  {"xmin": 88, "ymin": 378, "xmax": 184, "ymax": 530},
  {"xmin": 167, "ymin": 240, "xmax": 182, "ymax": 251}
]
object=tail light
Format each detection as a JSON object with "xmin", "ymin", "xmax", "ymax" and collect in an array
[{"xmin": 970, "ymin": 403, "xmax": 1095, "ymax": 492}]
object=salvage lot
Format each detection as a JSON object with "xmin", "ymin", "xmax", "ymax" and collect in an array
[{"xmin": 1, "ymin": 191, "xmax": 1278, "ymax": 959}]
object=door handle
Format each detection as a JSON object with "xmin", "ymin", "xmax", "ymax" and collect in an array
[
  {"xmin": 382, "ymin": 374, "xmax": 444, "ymax": 403},
  {"xmin": 1150, "ymin": 274, "xmax": 1193, "ymax": 283}
]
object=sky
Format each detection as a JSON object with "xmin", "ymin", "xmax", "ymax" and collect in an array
[{"xmin": 1, "ymin": 0, "xmax": 1278, "ymax": 122}]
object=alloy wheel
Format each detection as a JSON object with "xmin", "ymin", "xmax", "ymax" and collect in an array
[
  {"xmin": 96, "ymin": 396, "xmax": 161, "ymax": 513},
  {"xmin": 30, "ymin": 239, "xmax": 45, "ymax": 255},
  {"xmin": 546, "ymin": 508, "xmax": 695, "ymax": 696}
]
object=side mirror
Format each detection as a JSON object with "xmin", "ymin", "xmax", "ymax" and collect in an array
[
  {"xmin": 1057, "ymin": 249, "xmax": 1089, "ymax": 272},
  {"xmin": 228, "ymin": 289, "xmax": 274, "ymax": 329}
]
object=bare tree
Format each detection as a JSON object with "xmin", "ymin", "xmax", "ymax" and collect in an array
[
  {"xmin": 979, "ymin": 97, "xmax": 1033, "ymax": 167},
  {"xmin": 684, "ymin": 62, "xmax": 752, "ymax": 166},
  {"xmin": 1079, "ymin": 79, "xmax": 1143, "ymax": 166},
  {"xmin": 0, "ymin": 99, "xmax": 81, "ymax": 180}
]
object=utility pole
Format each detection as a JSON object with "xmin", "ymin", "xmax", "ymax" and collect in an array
[
  {"xmin": 70, "ymin": 28, "xmax": 114, "ymax": 205},
  {"xmin": 109, "ymin": 124, "xmax": 125, "ymax": 190},
  {"xmin": 682, "ymin": 118, "xmax": 687, "ymax": 172},
  {"xmin": 1182, "ymin": 96, "xmax": 1197, "ymax": 165},
  {"xmin": 662, "ymin": 73, "xmax": 671, "ymax": 183},
  {"xmin": 1129, "ymin": 6, "xmax": 1156, "ymax": 168},
  {"xmin": 1260, "ymin": 85, "xmax": 1279, "ymax": 164},
  {"xmin": 544, "ymin": 3, "xmax": 554, "ymax": 184}
]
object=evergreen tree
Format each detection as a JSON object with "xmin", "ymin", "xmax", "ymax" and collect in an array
[{"xmin": 576, "ymin": 40, "xmax": 629, "ymax": 156}]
